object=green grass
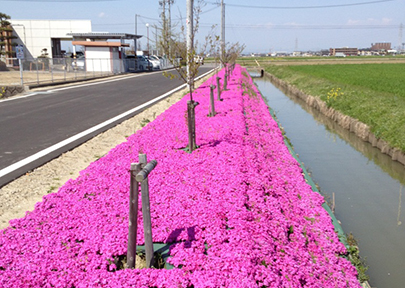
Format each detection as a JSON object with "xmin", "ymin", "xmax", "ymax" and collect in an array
[
  {"xmin": 263, "ymin": 63, "xmax": 405, "ymax": 152},
  {"xmin": 236, "ymin": 55, "xmax": 405, "ymax": 66}
]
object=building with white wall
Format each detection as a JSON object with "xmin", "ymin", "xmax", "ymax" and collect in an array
[
  {"xmin": 10, "ymin": 20, "xmax": 92, "ymax": 59},
  {"xmin": 72, "ymin": 42, "xmax": 128, "ymax": 73},
  {"xmin": 69, "ymin": 33, "xmax": 141, "ymax": 73}
]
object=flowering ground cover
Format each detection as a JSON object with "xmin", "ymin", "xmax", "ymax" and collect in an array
[{"xmin": 0, "ymin": 65, "xmax": 361, "ymax": 287}]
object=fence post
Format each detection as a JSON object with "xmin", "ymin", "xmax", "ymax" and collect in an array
[
  {"xmin": 84, "ymin": 59, "xmax": 87, "ymax": 79},
  {"xmin": 63, "ymin": 58, "xmax": 67, "ymax": 81},
  {"xmin": 36, "ymin": 58, "xmax": 39, "ymax": 85},
  {"xmin": 138, "ymin": 154, "xmax": 155, "ymax": 268},
  {"xmin": 50, "ymin": 59, "xmax": 54, "ymax": 83},
  {"xmin": 216, "ymin": 76, "xmax": 222, "ymax": 100},
  {"xmin": 209, "ymin": 84, "xmax": 216, "ymax": 117},
  {"xmin": 74, "ymin": 60, "xmax": 77, "ymax": 80},
  {"xmin": 92, "ymin": 59, "xmax": 95, "ymax": 78},
  {"xmin": 18, "ymin": 58, "xmax": 23, "ymax": 87},
  {"xmin": 127, "ymin": 163, "xmax": 141, "ymax": 268}
]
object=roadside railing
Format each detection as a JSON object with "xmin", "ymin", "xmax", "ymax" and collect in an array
[
  {"xmin": 3, "ymin": 57, "xmax": 121, "ymax": 86},
  {"xmin": 1, "ymin": 56, "xmax": 175, "ymax": 87}
]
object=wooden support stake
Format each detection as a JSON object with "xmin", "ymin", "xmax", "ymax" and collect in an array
[
  {"xmin": 216, "ymin": 77, "xmax": 221, "ymax": 100},
  {"xmin": 209, "ymin": 85, "xmax": 216, "ymax": 117},
  {"xmin": 136, "ymin": 160, "xmax": 157, "ymax": 182},
  {"xmin": 127, "ymin": 163, "xmax": 141, "ymax": 269},
  {"xmin": 224, "ymin": 73, "xmax": 228, "ymax": 90},
  {"xmin": 192, "ymin": 101, "xmax": 198, "ymax": 150},
  {"xmin": 187, "ymin": 101, "xmax": 194, "ymax": 152},
  {"xmin": 139, "ymin": 154, "xmax": 154, "ymax": 268},
  {"xmin": 332, "ymin": 192, "xmax": 336, "ymax": 213},
  {"xmin": 186, "ymin": 100, "xmax": 199, "ymax": 152}
]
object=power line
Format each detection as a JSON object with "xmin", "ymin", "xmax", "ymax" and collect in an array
[
  {"xmin": 200, "ymin": 5, "xmax": 220, "ymax": 15},
  {"xmin": 89, "ymin": 21, "xmax": 399, "ymax": 30},
  {"xmin": 137, "ymin": 15, "xmax": 160, "ymax": 22},
  {"xmin": 199, "ymin": 23, "xmax": 399, "ymax": 30},
  {"xmin": 206, "ymin": 0, "xmax": 394, "ymax": 9},
  {"xmin": 93, "ymin": 23, "xmax": 138, "ymax": 27}
]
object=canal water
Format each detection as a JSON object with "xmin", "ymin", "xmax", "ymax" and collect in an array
[{"xmin": 254, "ymin": 76, "xmax": 405, "ymax": 288}]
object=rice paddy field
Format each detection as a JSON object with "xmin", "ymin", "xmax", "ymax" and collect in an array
[{"xmin": 263, "ymin": 63, "xmax": 405, "ymax": 153}]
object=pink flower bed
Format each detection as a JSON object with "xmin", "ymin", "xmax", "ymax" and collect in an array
[{"xmin": 0, "ymin": 65, "xmax": 360, "ymax": 287}]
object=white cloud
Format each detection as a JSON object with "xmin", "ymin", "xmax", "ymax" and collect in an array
[
  {"xmin": 381, "ymin": 18, "xmax": 393, "ymax": 25},
  {"xmin": 98, "ymin": 12, "xmax": 106, "ymax": 18},
  {"xmin": 347, "ymin": 19, "xmax": 362, "ymax": 25},
  {"xmin": 346, "ymin": 17, "xmax": 393, "ymax": 25}
]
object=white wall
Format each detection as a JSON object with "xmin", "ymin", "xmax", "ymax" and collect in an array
[
  {"xmin": 10, "ymin": 20, "xmax": 92, "ymax": 59},
  {"xmin": 85, "ymin": 47, "xmax": 111, "ymax": 72},
  {"xmin": 85, "ymin": 46, "xmax": 124, "ymax": 73}
]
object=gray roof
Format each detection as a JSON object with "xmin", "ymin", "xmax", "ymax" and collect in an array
[{"xmin": 67, "ymin": 32, "xmax": 142, "ymax": 40}]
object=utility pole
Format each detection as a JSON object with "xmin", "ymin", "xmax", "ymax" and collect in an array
[
  {"xmin": 135, "ymin": 14, "xmax": 138, "ymax": 54},
  {"xmin": 168, "ymin": 0, "xmax": 172, "ymax": 33},
  {"xmin": 221, "ymin": 0, "xmax": 225, "ymax": 66},
  {"xmin": 146, "ymin": 23, "xmax": 150, "ymax": 56},
  {"xmin": 162, "ymin": 0, "xmax": 166, "ymax": 38},
  {"xmin": 155, "ymin": 25, "xmax": 158, "ymax": 55},
  {"xmin": 159, "ymin": 0, "xmax": 168, "ymax": 55}
]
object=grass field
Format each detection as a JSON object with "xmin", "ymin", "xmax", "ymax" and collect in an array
[
  {"xmin": 262, "ymin": 63, "xmax": 405, "ymax": 153},
  {"xmin": 236, "ymin": 55, "xmax": 405, "ymax": 67}
]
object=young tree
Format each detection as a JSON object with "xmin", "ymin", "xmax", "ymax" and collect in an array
[
  {"xmin": 159, "ymin": 0, "xmax": 212, "ymax": 152},
  {"xmin": 216, "ymin": 41, "xmax": 245, "ymax": 86},
  {"xmin": 0, "ymin": 13, "xmax": 16, "ymax": 61}
]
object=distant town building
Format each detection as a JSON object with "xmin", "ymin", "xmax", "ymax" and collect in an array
[
  {"xmin": 320, "ymin": 50, "xmax": 330, "ymax": 56},
  {"xmin": 371, "ymin": 42, "xmax": 391, "ymax": 51},
  {"xmin": 329, "ymin": 47, "xmax": 358, "ymax": 56},
  {"xmin": 10, "ymin": 20, "xmax": 92, "ymax": 60},
  {"xmin": 358, "ymin": 48, "xmax": 372, "ymax": 56}
]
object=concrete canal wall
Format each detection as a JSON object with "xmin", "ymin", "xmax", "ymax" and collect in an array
[{"xmin": 264, "ymin": 72, "xmax": 405, "ymax": 167}]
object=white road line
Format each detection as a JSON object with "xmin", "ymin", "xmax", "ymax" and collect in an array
[
  {"xmin": 0, "ymin": 69, "xmax": 172, "ymax": 103},
  {"xmin": 47, "ymin": 70, "xmax": 165, "ymax": 92},
  {"xmin": 0, "ymin": 91, "xmax": 51, "ymax": 103},
  {"xmin": 0, "ymin": 68, "xmax": 214, "ymax": 179}
]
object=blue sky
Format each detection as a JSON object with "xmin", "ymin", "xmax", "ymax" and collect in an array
[{"xmin": 1, "ymin": 0, "xmax": 404, "ymax": 53}]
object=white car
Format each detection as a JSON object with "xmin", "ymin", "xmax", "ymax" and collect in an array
[
  {"xmin": 72, "ymin": 55, "xmax": 86, "ymax": 70},
  {"xmin": 137, "ymin": 55, "xmax": 152, "ymax": 71},
  {"xmin": 146, "ymin": 55, "xmax": 161, "ymax": 70},
  {"xmin": 194, "ymin": 55, "xmax": 204, "ymax": 65}
]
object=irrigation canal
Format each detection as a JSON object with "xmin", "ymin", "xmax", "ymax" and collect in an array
[{"xmin": 254, "ymin": 76, "xmax": 405, "ymax": 288}]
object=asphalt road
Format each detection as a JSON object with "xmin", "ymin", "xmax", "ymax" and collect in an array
[{"xmin": 0, "ymin": 67, "xmax": 213, "ymax": 187}]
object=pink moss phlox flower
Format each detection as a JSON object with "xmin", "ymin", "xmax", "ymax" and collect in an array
[{"xmin": 0, "ymin": 66, "xmax": 360, "ymax": 287}]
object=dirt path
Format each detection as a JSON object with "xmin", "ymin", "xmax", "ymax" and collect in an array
[{"xmin": 0, "ymin": 74, "xmax": 212, "ymax": 230}]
